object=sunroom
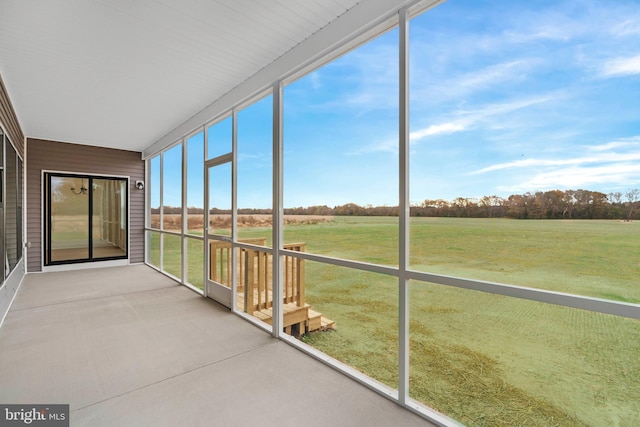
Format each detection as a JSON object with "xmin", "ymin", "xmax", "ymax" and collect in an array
[{"xmin": 1, "ymin": 0, "xmax": 639, "ymax": 426}]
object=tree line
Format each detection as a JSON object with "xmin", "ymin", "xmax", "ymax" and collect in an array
[
  {"xmin": 415, "ymin": 189, "xmax": 639, "ymax": 220},
  {"xmin": 155, "ymin": 188, "xmax": 640, "ymax": 220}
]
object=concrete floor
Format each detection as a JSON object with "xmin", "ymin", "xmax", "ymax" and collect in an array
[{"xmin": 0, "ymin": 265, "xmax": 436, "ymax": 426}]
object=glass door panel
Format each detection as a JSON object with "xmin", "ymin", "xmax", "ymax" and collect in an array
[
  {"xmin": 50, "ymin": 176, "xmax": 90, "ymax": 262},
  {"xmin": 92, "ymin": 179, "xmax": 127, "ymax": 258},
  {"xmin": 206, "ymin": 160, "xmax": 233, "ymax": 307},
  {"xmin": 208, "ymin": 163, "xmax": 232, "ymax": 237},
  {"xmin": 0, "ymin": 164, "xmax": 4, "ymax": 280}
]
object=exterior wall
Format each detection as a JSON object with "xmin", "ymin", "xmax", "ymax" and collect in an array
[
  {"xmin": 4, "ymin": 144, "xmax": 19, "ymax": 267},
  {"xmin": 0, "ymin": 72, "xmax": 25, "ymax": 325},
  {"xmin": 26, "ymin": 138, "xmax": 145, "ymax": 272},
  {"xmin": 0, "ymin": 75, "xmax": 24, "ymax": 158},
  {"xmin": 0, "ymin": 259, "xmax": 24, "ymax": 325}
]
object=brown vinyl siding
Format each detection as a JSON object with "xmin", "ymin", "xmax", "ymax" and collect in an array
[
  {"xmin": 0, "ymin": 75, "xmax": 24, "ymax": 157},
  {"xmin": 0, "ymin": 72, "xmax": 25, "ymax": 322},
  {"xmin": 4, "ymin": 144, "xmax": 20, "ymax": 268},
  {"xmin": 26, "ymin": 138, "xmax": 144, "ymax": 272}
]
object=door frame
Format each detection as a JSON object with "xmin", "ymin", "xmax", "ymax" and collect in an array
[
  {"xmin": 42, "ymin": 170, "xmax": 130, "ymax": 270},
  {"xmin": 204, "ymin": 153, "xmax": 235, "ymax": 308}
]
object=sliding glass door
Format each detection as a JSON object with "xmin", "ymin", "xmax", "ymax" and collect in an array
[
  {"xmin": 92, "ymin": 178, "xmax": 127, "ymax": 259},
  {"xmin": 45, "ymin": 173, "xmax": 128, "ymax": 266}
]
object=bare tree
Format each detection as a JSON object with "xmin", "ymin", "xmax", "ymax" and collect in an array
[
  {"xmin": 624, "ymin": 189, "xmax": 640, "ymax": 221},
  {"xmin": 608, "ymin": 192, "xmax": 622, "ymax": 204}
]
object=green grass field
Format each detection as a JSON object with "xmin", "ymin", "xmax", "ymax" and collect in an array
[{"xmin": 150, "ymin": 217, "xmax": 640, "ymax": 426}]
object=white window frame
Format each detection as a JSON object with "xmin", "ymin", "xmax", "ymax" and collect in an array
[{"xmin": 142, "ymin": 2, "xmax": 640, "ymax": 425}]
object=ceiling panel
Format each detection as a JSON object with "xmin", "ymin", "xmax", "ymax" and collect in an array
[{"xmin": 0, "ymin": 0, "xmax": 363, "ymax": 151}]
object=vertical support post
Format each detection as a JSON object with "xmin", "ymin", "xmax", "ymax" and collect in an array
[
  {"xmin": 181, "ymin": 137, "xmax": 188, "ymax": 286},
  {"xmin": 257, "ymin": 250, "xmax": 265, "ymax": 309},
  {"xmin": 272, "ymin": 81, "xmax": 284, "ymax": 338},
  {"xmin": 144, "ymin": 157, "xmax": 150, "ymax": 264},
  {"xmin": 226, "ymin": 246, "xmax": 231, "ymax": 285},
  {"xmin": 264, "ymin": 251, "xmax": 272, "ymax": 309},
  {"xmin": 231, "ymin": 109, "xmax": 239, "ymax": 309},
  {"xmin": 284, "ymin": 255, "xmax": 290, "ymax": 302},
  {"xmin": 398, "ymin": 7, "xmax": 410, "ymax": 405},
  {"xmin": 244, "ymin": 250, "xmax": 252, "ymax": 313},
  {"xmin": 159, "ymin": 152, "xmax": 164, "ymax": 272},
  {"xmin": 297, "ymin": 252, "xmax": 305, "ymax": 307},
  {"xmin": 203, "ymin": 126, "xmax": 209, "ymax": 298},
  {"xmin": 210, "ymin": 242, "xmax": 217, "ymax": 282}
]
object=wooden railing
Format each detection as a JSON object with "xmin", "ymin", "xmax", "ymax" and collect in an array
[
  {"xmin": 282, "ymin": 243, "xmax": 306, "ymax": 307},
  {"xmin": 209, "ymin": 239, "xmax": 306, "ymax": 315},
  {"xmin": 209, "ymin": 238, "xmax": 266, "ymax": 289}
]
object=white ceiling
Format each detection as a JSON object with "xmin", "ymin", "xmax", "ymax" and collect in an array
[{"xmin": 0, "ymin": 0, "xmax": 414, "ymax": 153}]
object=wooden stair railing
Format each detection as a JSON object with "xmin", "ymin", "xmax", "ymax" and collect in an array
[
  {"xmin": 209, "ymin": 239, "xmax": 307, "ymax": 311},
  {"xmin": 283, "ymin": 243, "xmax": 306, "ymax": 308},
  {"xmin": 209, "ymin": 238, "xmax": 267, "ymax": 289},
  {"xmin": 242, "ymin": 246, "xmax": 270, "ymax": 313},
  {"xmin": 242, "ymin": 242, "xmax": 307, "ymax": 313},
  {"xmin": 209, "ymin": 239, "xmax": 334, "ymax": 334}
]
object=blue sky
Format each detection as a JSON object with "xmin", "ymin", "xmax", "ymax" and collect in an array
[
  {"xmin": 160, "ymin": 0, "xmax": 640, "ymax": 209},
  {"xmin": 283, "ymin": 0, "xmax": 640, "ymax": 208},
  {"xmin": 405, "ymin": 0, "xmax": 640, "ymax": 204}
]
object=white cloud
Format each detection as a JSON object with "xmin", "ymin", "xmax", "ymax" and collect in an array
[
  {"xmin": 588, "ymin": 137, "xmax": 640, "ymax": 152},
  {"xmin": 410, "ymin": 122, "xmax": 466, "ymax": 140},
  {"xmin": 350, "ymin": 120, "xmax": 469, "ymax": 155},
  {"xmin": 413, "ymin": 59, "xmax": 539, "ymax": 104},
  {"xmin": 498, "ymin": 163, "xmax": 640, "ymax": 193},
  {"xmin": 503, "ymin": 28, "xmax": 572, "ymax": 44},
  {"xmin": 472, "ymin": 152, "xmax": 640, "ymax": 175},
  {"xmin": 611, "ymin": 19, "xmax": 640, "ymax": 36},
  {"xmin": 461, "ymin": 95, "xmax": 555, "ymax": 119},
  {"xmin": 349, "ymin": 137, "xmax": 397, "ymax": 155},
  {"xmin": 455, "ymin": 60, "xmax": 533, "ymax": 92},
  {"xmin": 410, "ymin": 94, "xmax": 555, "ymax": 145},
  {"xmin": 601, "ymin": 54, "xmax": 640, "ymax": 77},
  {"xmin": 309, "ymin": 72, "xmax": 322, "ymax": 90},
  {"xmin": 475, "ymin": 134, "xmax": 640, "ymax": 194},
  {"xmin": 473, "ymin": 158, "xmax": 582, "ymax": 174},
  {"xmin": 354, "ymin": 94, "xmax": 558, "ymax": 157}
]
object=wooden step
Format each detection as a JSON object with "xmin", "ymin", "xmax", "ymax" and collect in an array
[
  {"xmin": 320, "ymin": 316, "xmax": 336, "ymax": 331},
  {"xmin": 307, "ymin": 309, "xmax": 322, "ymax": 332},
  {"xmin": 253, "ymin": 303, "xmax": 309, "ymax": 328},
  {"xmin": 243, "ymin": 297, "xmax": 335, "ymax": 334}
]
